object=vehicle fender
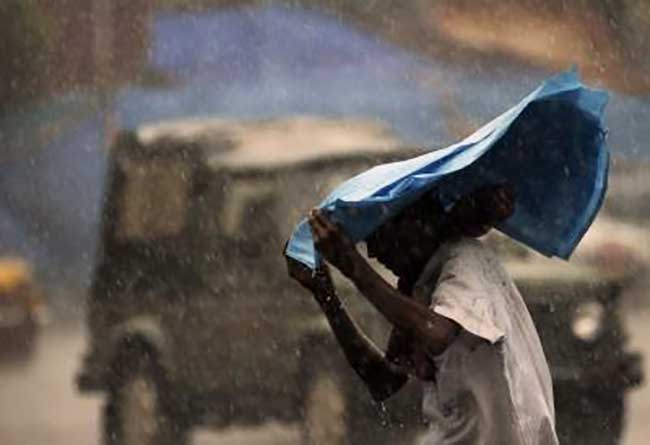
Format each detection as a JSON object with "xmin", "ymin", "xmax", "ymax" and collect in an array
[{"xmin": 106, "ymin": 316, "xmax": 174, "ymax": 378}]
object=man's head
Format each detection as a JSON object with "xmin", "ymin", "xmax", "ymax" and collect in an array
[
  {"xmin": 365, "ymin": 194, "xmax": 445, "ymax": 278},
  {"xmin": 364, "ymin": 183, "xmax": 515, "ymax": 278},
  {"xmin": 446, "ymin": 183, "xmax": 516, "ymax": 238}
]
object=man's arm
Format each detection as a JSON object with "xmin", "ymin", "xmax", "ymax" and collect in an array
[
  {"xmin": 286, "ymin": 257, "xmax": 408, "ymax": 401},
  {"xmin": 309, "ymin": 211, "xmax": 459, "ymax": 356},
  {"xmin": 348, "ymin": 257, "xmax": 458, "ymax": 356},
  {"xmin": 313, "ymin": 276, "xmax": 410, "ymax": 401}
]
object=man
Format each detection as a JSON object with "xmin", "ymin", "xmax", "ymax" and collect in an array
[{"xmin": 286, "ymin": 183, "xmax": 558, "ymax": 444}]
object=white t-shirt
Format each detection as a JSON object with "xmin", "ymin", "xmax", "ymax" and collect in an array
[{"xmin": 415, "ymin": 238, "xmax": 558, "ymax": 445}]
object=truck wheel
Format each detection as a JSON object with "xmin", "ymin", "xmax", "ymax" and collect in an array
[
  {"xmin": 302, "ymin": 369, "xmax": 348, "ymax": 445},
  {"xmin": 103, "ymin": 348, "xmax": 188, "ymax": 445}
]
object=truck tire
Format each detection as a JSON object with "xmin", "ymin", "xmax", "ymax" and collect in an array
[{"xmin": 103, "ymin": 346, "xmax": 188, "ymax": 445}]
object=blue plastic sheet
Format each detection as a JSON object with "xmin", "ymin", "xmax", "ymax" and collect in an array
[{"xmin": 285, "ymin": 70, "xmax": 610, "ymax": 269}]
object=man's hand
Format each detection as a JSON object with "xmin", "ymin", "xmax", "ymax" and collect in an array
[
  {"xmin": 285, "ymin": 254, "xmax": 336, "ymax": 301},
  {"xmin": 285, "ymin": 254, "xmax": 329, "ymax": 291},
  {"xmin": 308, "ymin": 208, "xmax": 360, "ymax": 278},
  {"xmin": 285, "ymin": 255, "xmax": 317, "ymax": 292}
]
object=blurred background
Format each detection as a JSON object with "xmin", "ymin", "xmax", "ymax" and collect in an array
[{"xmin": 1, "ymin": 1, "xmax": 649, "ymax": 444}]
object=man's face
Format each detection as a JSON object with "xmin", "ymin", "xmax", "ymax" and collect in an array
[
  {"xmin": 364, "ymin": 185, "xmax": 514, "ymax": 275},
  {"xmin": 448, "ymin": 184, "xmax": 516, "ymax": 237},
  {"xmin": 365, "ymin": 210, "xmax": 439, "ymax": 276}
]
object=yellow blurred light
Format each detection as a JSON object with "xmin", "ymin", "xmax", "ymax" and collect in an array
[{"xmin": 0, "ymin": 258, "xmax": 32, "ymax": 293}]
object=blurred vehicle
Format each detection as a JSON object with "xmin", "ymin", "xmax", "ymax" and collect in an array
[
  {"xmin": 77, "ymin": 115, "xmax": 643, "ymax": 445},
  {"xmin": 500, "ymin": 244, "xmax": 644, "ymax": 445},
  {"xmin": 76, "ymin": 116, "xmax": 423, "ymax": 445},
  {"xmin": 0, "ymin": 258, "xmax": 47, "ymax": 361}
]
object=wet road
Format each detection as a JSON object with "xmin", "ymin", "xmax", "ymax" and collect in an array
[
  {"xmin": 0, "ymin": 319, "xmax": 301, "ymax": 445},
  {"xmin": 0, "ymin": 322, "xmax": 100, "ymax": 445},
  {"xmin": 1, "ymin": 308, "xmax": 650, "ymax": 445}
]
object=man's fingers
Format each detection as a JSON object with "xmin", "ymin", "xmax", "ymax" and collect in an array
[
  {"xmin": 308, "ymin": 209, "xmax": 338, "ymax": 241},
  {"xmin": 309, "ymin": 209, "xmax": 344, "ymax": 237},
  {"xmin": 308, "ymin": 211, "xmax": 329, "ymax": 241},
  {"xmin": 309, "ymin": 209, "xmax": 328, "ymax": 231},
  {"xmin": 313, "ymin": 210, "xmax": 339, "ymax": 232}
]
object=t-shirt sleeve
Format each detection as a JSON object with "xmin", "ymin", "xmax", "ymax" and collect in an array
[{"xmin": 426, "ymin": 247, "xmax": 506, "ymax": 345}]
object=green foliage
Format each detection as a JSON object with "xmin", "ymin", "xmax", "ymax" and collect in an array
[{"xmin": 0, "ymin": 0, "xmax": 51, "ymax": 113}]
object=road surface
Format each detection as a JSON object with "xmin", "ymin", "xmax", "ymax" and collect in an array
[
  {"xmin": 2, "ymin": 307, "xmax": 650, "ymax": 445},
  {"xmin": 0, "ymin": 319, "xmax": 302, "ymax": 445}
]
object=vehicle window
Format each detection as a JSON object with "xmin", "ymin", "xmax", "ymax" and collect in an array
[{"xmin": 116, "ymin": 159, "xmax": 191, "ymax": 240}]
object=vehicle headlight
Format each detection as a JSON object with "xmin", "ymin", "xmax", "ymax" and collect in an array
[{"xmin": 571, "ymin": 301, "xmax": 605, "ymax": 342}]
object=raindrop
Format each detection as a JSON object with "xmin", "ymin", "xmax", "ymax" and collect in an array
[{"xmin": 377, "ymin": 401, "xmax": 389, "ymax": 427}]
